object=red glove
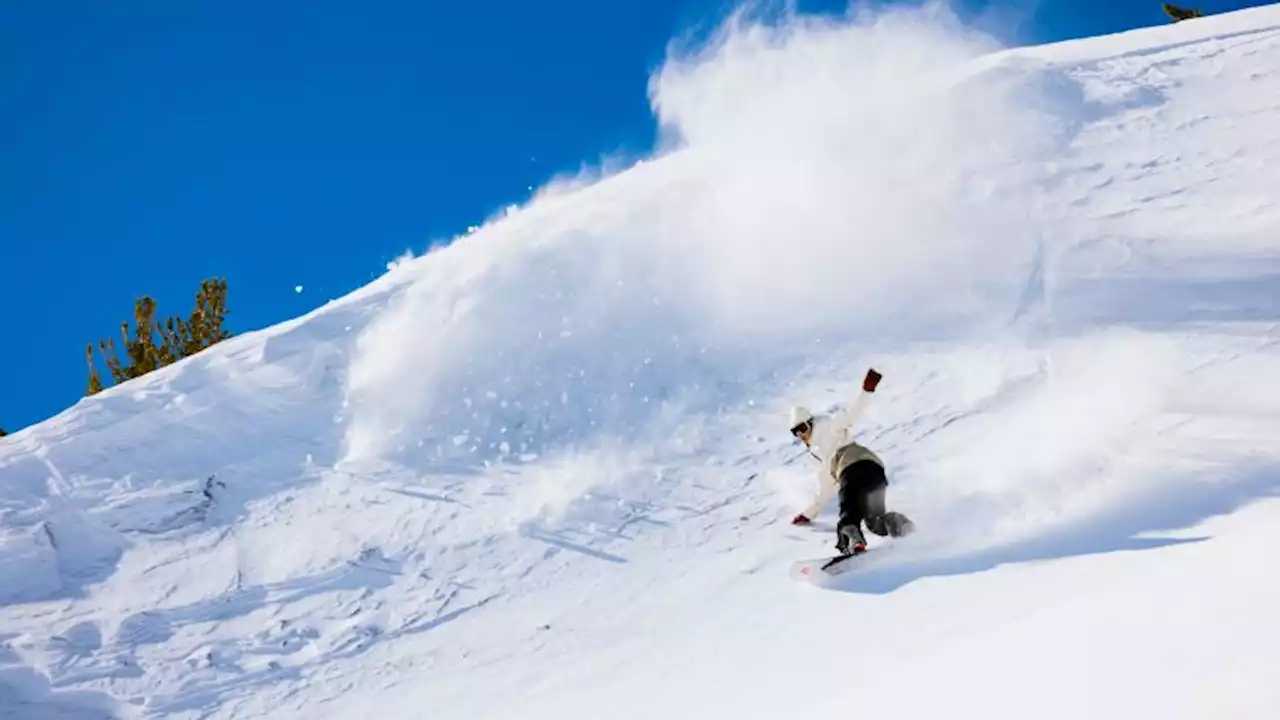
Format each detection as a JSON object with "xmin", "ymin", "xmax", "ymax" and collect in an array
[
  {"xmin": 863, "ymin": 368, "xmax": 883, "ymax": 393},
  {"xmin": 791, "ymin": 513, "xmax": 812, "ymax": 526}
]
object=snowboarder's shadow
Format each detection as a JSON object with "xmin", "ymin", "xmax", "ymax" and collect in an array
[
  {"xmin": 795, "ymin": 520, "xmax": 838, "ymax": 534},
  {"xmin": 822, "ymin": 462, "xmax": 1280, "ymax": 595},
  {"xmin": 780, "ymin": 519, "xmax": 841, "ymax": 549}
]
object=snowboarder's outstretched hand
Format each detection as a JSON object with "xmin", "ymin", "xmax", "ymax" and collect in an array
[{"xmin": 863, "ymin": 368, "xmax": 883, "ymax": 393}]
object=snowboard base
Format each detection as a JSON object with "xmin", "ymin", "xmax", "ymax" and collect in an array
[{"xmin": 789, "ymin": 551, "xmax": 867, "ymax": 583}]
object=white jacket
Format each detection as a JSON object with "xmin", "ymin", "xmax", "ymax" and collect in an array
[{"xmin": 797, "ymin": 389, "xmax": 883, "ymax": 520}]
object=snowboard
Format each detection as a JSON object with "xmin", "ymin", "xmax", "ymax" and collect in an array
[{"xmin": 789, "ymin": 549, "xmax": 868, "ymax": 583}]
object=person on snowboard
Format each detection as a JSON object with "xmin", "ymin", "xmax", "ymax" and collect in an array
[{"xmin": 788, "ymin": 368, "xmax": 914, "ymax": 555}]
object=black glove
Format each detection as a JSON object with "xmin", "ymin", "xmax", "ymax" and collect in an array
[{"xmin": 863, "ymin": 368, "xmax": 882, "ymax": 393}]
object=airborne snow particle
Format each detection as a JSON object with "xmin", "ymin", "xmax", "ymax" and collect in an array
[{"xmin": 295, "ymin": 285, "xmax": 304, "ymax": 293}]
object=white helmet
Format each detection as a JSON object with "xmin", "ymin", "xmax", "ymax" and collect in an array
[{"xmin": 789, "ymin": 406, "xmax": 813, "ymax": 430}]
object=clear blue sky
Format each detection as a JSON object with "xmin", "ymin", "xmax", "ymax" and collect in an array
[{"xmin": 0, "ymin": 0, "xmax": 1267, "ymax": 432}]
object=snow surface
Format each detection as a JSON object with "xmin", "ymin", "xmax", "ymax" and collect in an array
[{"xmin": 3, "ymin": 3, "xmax": 1280, "ymax": 718}]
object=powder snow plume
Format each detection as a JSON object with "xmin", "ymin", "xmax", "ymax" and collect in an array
[{"xmin": 340, "ymin": 1, "xmax": 1067, "ymax": 466}]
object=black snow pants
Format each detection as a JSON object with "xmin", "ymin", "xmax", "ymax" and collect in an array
[{"xmin": 836, "ymin": 460, "xmax": 913, "ymax": 551}]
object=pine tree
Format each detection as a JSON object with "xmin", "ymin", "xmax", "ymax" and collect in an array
[
  {"xmin": 86, "ymin": 343, "xmax": 104, "ymax": 396},
  {"xmin": 184, "ymin": 278, "xmax": 232, "ymax": 355},
  {"xmin": 86, "ymin": 278, "xmax": 234, "ymax": 394},
  {"xmin": 1162, "ymin": 3, "xmax": 1204, "ymax": 21}
]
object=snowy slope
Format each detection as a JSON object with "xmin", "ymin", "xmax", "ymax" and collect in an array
[{"xmin": 3, "ymin": 3, "xmax": 1280, "ymax": 719}]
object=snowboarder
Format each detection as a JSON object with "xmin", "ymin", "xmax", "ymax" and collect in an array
[{"xmin": 788, "ymin": 368, "xmax": 914, "ymax": 555}]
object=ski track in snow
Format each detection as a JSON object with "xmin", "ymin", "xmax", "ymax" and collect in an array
[{"xmin": 3, "ymin": 5, "xmax": 1280, "ymax": 719}]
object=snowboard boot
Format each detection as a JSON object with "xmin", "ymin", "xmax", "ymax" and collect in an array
[
  {"xmin": 885, "ymin": 512, "xmax": 915, "ymax": 537},
  {"xmin": 836, "ymin": 525, "xmax": 868, "ymax": 556},
  {"xmin": 868, "ymin": 511, "xmax": 916, "ymax": 538}
]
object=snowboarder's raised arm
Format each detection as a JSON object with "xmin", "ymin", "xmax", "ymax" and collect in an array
[{"xmin": 828, "ymin": 368, "xmax": 882, "ymax": 433}]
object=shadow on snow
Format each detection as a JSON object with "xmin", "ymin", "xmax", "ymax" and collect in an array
[{"xmin": 826, "ymin": 461, "xmax": 1280, "ymax": 595}]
